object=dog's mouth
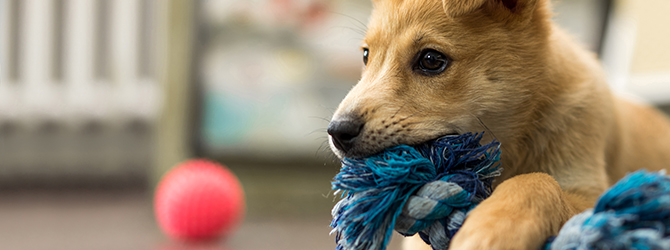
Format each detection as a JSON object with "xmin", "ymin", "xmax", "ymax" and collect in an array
[
  {"xmin": 335, "ymin": 131, "xmax": 462, "ymax": 160},
  {"xmin": 407, "ymin": 132, "xmax": 461, "ymax": 148}
]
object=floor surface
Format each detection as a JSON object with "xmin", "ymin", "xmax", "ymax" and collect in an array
[{"xmin": 0, "ymin": 161, "xmax": 404, "ymax": 250}]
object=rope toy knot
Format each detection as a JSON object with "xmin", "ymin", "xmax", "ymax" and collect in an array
[{"xmin": 395, "ymin": 177, "xmax": 479, "ymax": 249}]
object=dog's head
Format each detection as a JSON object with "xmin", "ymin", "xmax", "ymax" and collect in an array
[{"xmin": 329, "ymin": 0, "xmax": 556, "ymax": 158}]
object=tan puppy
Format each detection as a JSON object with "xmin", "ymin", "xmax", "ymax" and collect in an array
[{"xmin": 327, "ymin": 0, "xmax": 670, "ymax": 249}]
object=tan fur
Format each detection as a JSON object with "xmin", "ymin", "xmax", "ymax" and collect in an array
[{"xmin": 329, "ymin": 0, "xmax": 670, "ymax": 249}]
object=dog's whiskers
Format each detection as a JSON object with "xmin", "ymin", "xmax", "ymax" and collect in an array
[
  {"xmin": 329, "ymin": 11, "xmax": 368, "ymax": 36},
  {"xmin": 391, "ymin": 102, "xmax": 409, "ymax": 119},
  {"xmin": 331, "ymin": 26, "xmax": 366, "ymax": 37},
  {"xmin": 308, "ymin": 128, "xmax": 329, "ymax": 136},
  {"xmin": 467, "ymin": 112, "xmax": 510, "ymax": 154},
  {"xmin": 397, "ymin": 109, "xmax": 429, "ymax": 122},
  {"xmin": 316, "ymin": 140, "xmax": 333, "ymax": 157},
  {"xmin": 401, "ymin": 121, "xmax": 423, "ymax": 126},
  {"xmin": 309, "ymin": 116, "xmax": 332, "ymax": 123}
]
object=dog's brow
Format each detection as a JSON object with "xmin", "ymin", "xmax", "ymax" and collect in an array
[{"xmin": 414, "ymin": 33, "xmax": 426, "ymax": 45}]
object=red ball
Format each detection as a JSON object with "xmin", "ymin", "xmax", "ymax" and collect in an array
[{"xmin": 155, "ymin": 159, "xmax": 245, "ymax": 241}]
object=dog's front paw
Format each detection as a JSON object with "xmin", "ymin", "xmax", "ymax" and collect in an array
[
  {"xmin": 448, "ymin": 208, "xmax": 540, "ymax": 250},
  {"xmin": 449, "ymin": 173, "xmax": 572, "ymax": 250}
]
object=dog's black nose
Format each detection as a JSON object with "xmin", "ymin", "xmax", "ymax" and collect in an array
[{"xmin": 328, "ymin": 118, "xmax": 364, "ymax": 153}]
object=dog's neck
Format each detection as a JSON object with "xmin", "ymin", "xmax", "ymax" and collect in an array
[{"xmin": 495, "ymin": 23, "xmax": 614, "ymax": 185}]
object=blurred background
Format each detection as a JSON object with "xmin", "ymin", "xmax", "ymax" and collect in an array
[{"xmin": 0, "ymin": 0, "xmax": 669, "ymax": 249}]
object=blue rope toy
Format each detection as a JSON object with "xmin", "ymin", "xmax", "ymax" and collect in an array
[
  {"xmin": 330, "ymin": 132, "xmax": 670, "ymax": 250},
  {"xmin": 547, "ymin": 170, "xmax": 670, "ymax": 250},
  {"xmin": 331, "ymin": 132, "xmax": 502, "ymax": 250}
]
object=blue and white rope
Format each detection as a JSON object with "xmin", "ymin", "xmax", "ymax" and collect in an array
[
  {"xmin": 395, "ymin": 179, "xmax": 478, "ymax": 249},
  {"xmin": 546, "ymin": 170, "xmax": 670, "ymax": 250},
  {"xmin": 331, "ymin": 132, "xmax": 501, "ymax": 250}
]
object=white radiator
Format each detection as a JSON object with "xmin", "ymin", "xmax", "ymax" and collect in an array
[{"xmin": 0, "ymin": 0, "xmax": 161, "ymax": 185}]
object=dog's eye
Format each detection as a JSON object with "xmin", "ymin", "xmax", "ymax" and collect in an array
[
  {"xmin": 363, "ymin": 48, "xmax": 369, "ymax": 66},
  {"xmin": 416, "ymin": 49, "xmax": 449, "ymax": 75}
]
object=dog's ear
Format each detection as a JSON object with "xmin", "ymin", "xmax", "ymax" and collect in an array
[{"xmin": 443, "ymin": 0, "xmax": 543, "ymax": 24}]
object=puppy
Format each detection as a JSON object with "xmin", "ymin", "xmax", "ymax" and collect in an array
[{"xmin": 327, "ymin": 0, "xmax": 670, "ymax": 249}]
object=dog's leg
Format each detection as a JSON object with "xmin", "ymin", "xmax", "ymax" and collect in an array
[{"xmin": 447, "ymin": 173, "xmax": 593, "ymax": 250}]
